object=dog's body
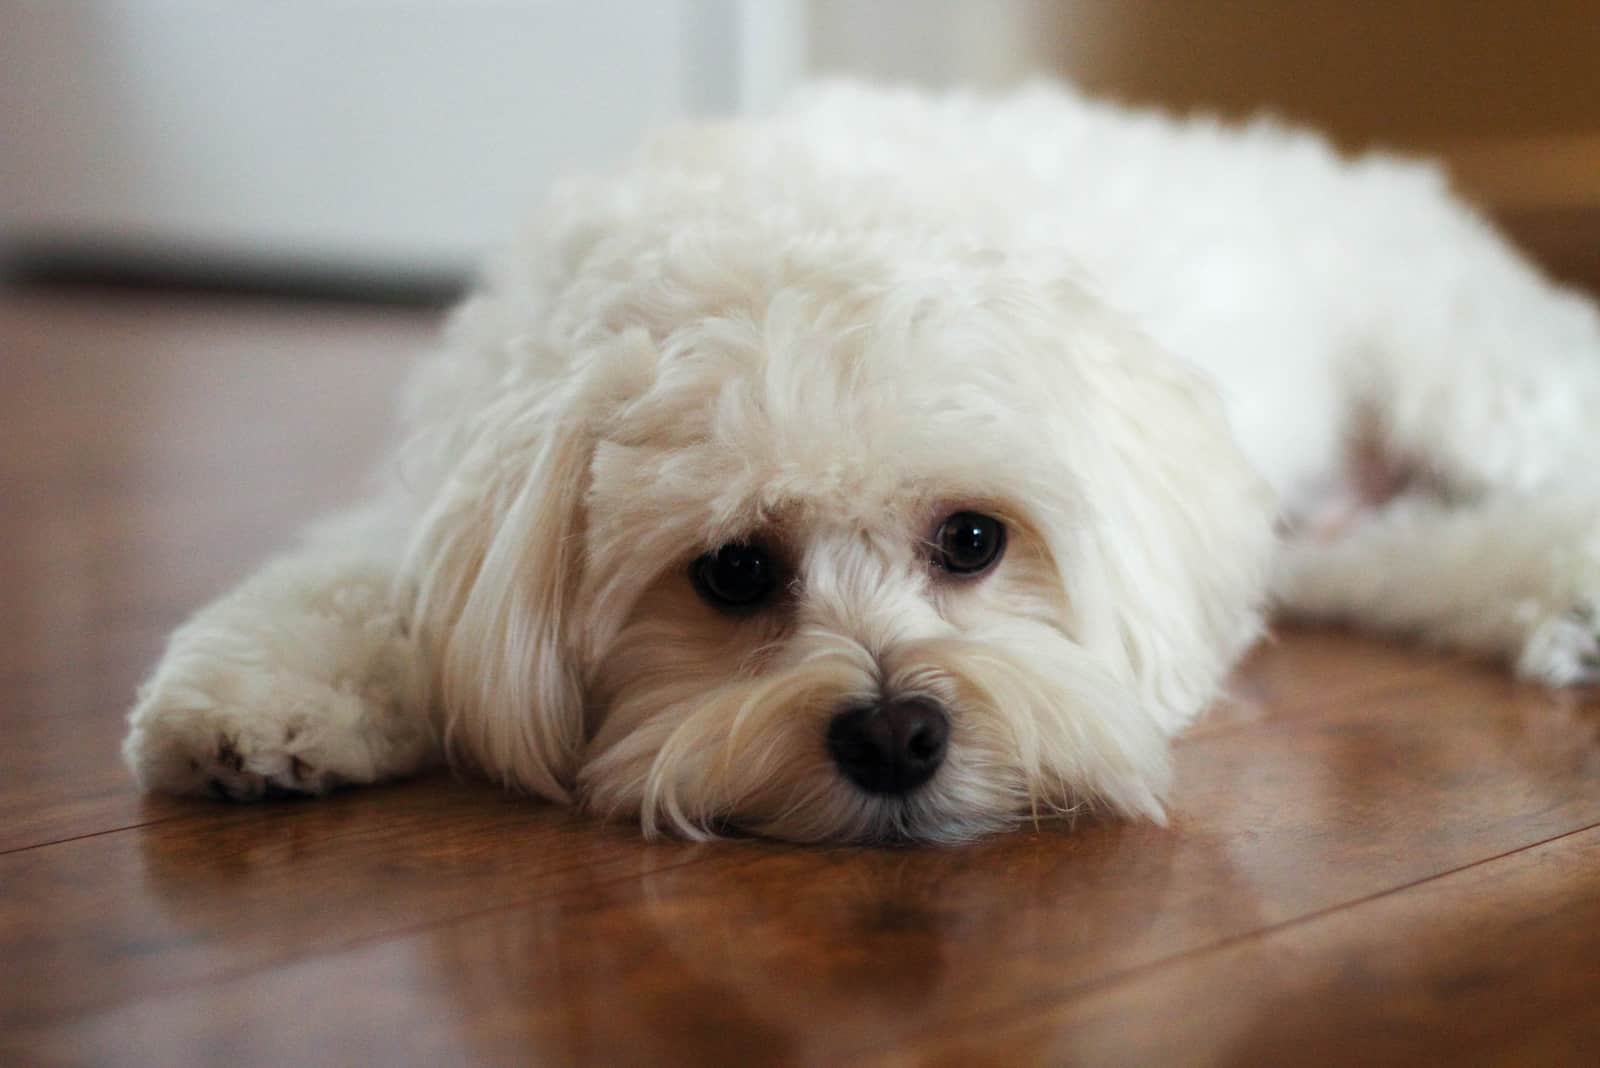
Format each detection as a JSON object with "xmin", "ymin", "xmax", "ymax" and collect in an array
[{"xmin": 124, "ymin": 84, "xmax": 1600, "ymax": 842}]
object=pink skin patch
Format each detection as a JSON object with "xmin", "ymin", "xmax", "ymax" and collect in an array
[{"xmin": 1292, "ymin": 433, "xmax": 1418, "ymax": 542}]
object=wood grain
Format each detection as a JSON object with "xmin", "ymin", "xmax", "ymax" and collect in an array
[
  {"xmin": 909, "ymin": 825, "xmax": 1600, "ymax": 1067},
  {"xmin": 0, "ymin": 288, "xmax": 432, "ymax": 853},
  {"xmin": 3, "ymin": 283, "xmax": 1600, "ymax": 1066}
]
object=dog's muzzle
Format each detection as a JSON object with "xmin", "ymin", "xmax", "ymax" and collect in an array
[{"xmin": 826, "ymin": 697, "xmax": 949, "ymax": 795}]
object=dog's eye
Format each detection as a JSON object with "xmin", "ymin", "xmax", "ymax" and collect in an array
[
  {"xmin": 933, "ymin": 512, "xmax": 1006, "ymax": 575},
  {"xmin": 691, "ymin": 543, "xmax": 775, "ymax": 609}
]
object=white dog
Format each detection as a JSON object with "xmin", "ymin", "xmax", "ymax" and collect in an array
[{"xmin": 123, "ymin": 84, "xmax": 1600, "ymax": 843}]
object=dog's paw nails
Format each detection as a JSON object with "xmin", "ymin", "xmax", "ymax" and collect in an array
[
  {"xmin": 194, "ymin": 732, "xmax": 325, "ymax": 802},
  {"xmin": 274, "ymin": 752, "xmax": 344, "ymax": 796},
  {"xmin": 188, "ymin": 733, "xmax": 263, "ymax": 801},
  {"xmin": 216, "ymin": 736, "xmax": 245, "ymax": 773},
  {"xmin": 126, "ymin": 708, "xmax": 347, "ymax": 802},
  {"xmin": 1518, "ymin": 603, "xmax": 1600, "ymax": 686}
]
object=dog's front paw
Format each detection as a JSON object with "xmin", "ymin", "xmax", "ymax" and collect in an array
[
  {"xmin": 1518, "ymin": 600, "xmax": 1600, "ymax": 687},
  {"xmin": 128, "ymin": 719, "xmax": 345, "ymax": 801},
  {"xmin": 124, "ymin": 656, "xmax": 425, "ymax": 801}
]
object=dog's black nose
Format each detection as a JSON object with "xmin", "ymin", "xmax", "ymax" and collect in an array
[{"xmin": 826, "ymin": 698, "xmax": 949, "ymax": 795}]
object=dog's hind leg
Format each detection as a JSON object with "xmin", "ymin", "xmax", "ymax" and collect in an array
[
  {"xmin": 1277, "ymin": 320, "xmax": 1600, "ymax": 684},
  {"xmin": 123, "ymin": 507, "xmax": 438, "ymax": 800},
  {"xmin": 1276, "ymin": 186, "xmax": 1600, "ymax": 683},
  {"xmin": 1276, "ymin": 489, "xmax": 1600, "ymax": 685}
]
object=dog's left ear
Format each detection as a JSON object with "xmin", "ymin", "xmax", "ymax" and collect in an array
[
  {"xmin": 402, "ymin": 385, "xmax": 595, "ymax": 803},
  {"xmin": 1040, "ymin": 288, "xmax": 1279, "ymax": 733}
]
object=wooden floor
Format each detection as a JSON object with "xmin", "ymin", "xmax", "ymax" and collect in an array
[{"xmin": 4, "ymin": 283, "xmax": 1600, "ymax": 1067}]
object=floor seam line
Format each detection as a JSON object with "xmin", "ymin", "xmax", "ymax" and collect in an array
[
  {"xmin": 14, "ymin": 845, "xmax": 755, "ymax": 1030},
  {"xmin": 0, "ymin": 814, "xmax": 189, "ymax": 857},
  {"xmin": 848, "ymin": 815, "xmax": 1600, "ymax": 1057}
]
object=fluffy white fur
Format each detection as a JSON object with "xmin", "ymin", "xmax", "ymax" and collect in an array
[{"xmin": 124, "ymin": 83, "xmax": 1600, "ymax": 843}]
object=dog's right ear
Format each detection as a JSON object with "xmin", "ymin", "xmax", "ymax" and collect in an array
[{"xmin": 402, "ymin": 387, "xmax": 595, "ymax": 803}]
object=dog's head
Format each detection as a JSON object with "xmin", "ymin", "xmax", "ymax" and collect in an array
[{"xmin": 402, "ymin": 191, "xmax": 1275, "ymax": 843}]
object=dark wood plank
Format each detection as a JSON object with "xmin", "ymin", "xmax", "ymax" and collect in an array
[
  {"xmin": 18, "ymin": 824, "xmax": 1595, "ymax": 1067},
  {"xmin": 0, "ymin": 288, "xmax": 431, "ymax": 851},
  {"xmin": 0, "ymin": 777, "xmax": 723, "ymax": 1033},
  {"xmin": 5, "ymin": 631, "xmax": 1598, "ymax": 1061},
  {"xmin": 907, "ymin": 825, "xmax": 1600, "ymax": 1067}
]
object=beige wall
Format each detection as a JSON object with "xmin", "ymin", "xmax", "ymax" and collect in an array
[
  {"xmin": 811, "ymin": 1, "xmax": 1600, "ymax": 212},
  {"xmin": 1044, "ymin": 1, "xmax": 1600, "ymax": 147}
]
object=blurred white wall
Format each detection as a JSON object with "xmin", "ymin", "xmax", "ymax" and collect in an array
[
  {"xmin": 10, "ymin": 1, "xmax": 1586, "ymax": 286},
  {"xmin": 0, "ymin": 1, "xmax": 804, "ymax": 278}
]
